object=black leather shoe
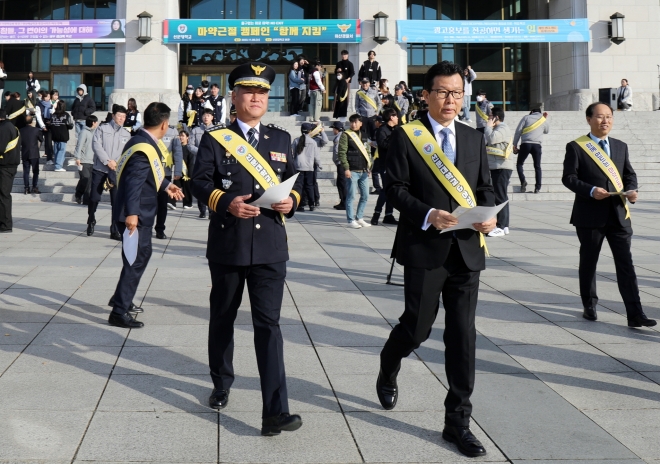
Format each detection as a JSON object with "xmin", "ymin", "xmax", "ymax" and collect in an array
[
  {"xmin": 628, "ymin": 313, "xmax": 657, "ymax": 328},
  {"xmin": 86, "ymin": 222, "xmax": 95, "ymax": 236},
  {"xmin": 156, "ymin": 232, "xmax": 167, "ymax": 240},
  {"xmin": 442, "ymin": 426, "xmax": 487, "ymax": 457},
  {"xmin": 583, "ymin": 307, "xmax": 597, "ymax": 321},
  {"xmin": 261, "ymin": 413, "xmax": 303, "ymax": 436},
  {"xmin": 0, "ymin": 229, "xmax": 12, "ymax": 233},
  {"xmin": 24, "ymin": 187, "xmax": 30, "ymax": 195},
  {"xmin": 382, "ymin": 215, "xmax": 399, "ymax": 225},
  {"xmin": 75, "ymin": 195, "xmax": 82, "ymax": 204},
  {"xmin": 208, "ymin": 389, "xmax": 230, "ymax": 410},
  {"xmin": 297, "ymin": 206, "xmax": 305, "ymax": 212},
  {"xmin": 376, "ymin": 369, "xmax": 398, "ymax": 410},
  {"xmin": 108, "ymin": 312, "xmax": 144, "ymax": 328},
  {"xmin": 333, "ymin": 203, "xmax": 346, "ymax": 210},
  {"xmin": 309, "ymin": 206, "xmax": 315, "ymax": 211},
  {"xmin": 534, "ymin": 188, "xmax": 541, "ymax": 194},
  {"xmin": 110, "ymin": 231, "xmax": 122, "ymax": 241},
  {"xmin": 199, "ymin": 212, "xmax": 206, "ymax": 218},
  {"xmin": 520, "ymin": 181, "xmax": 527, "ymax": 193},
  {"xmin": 32, "ymin": 186, "xmax": 40, "ymax": 194},
  {"xmin": 314, "ymin": 201, "xmax": 320, "ymax": 207},
  {"xmin": 108, "ymin": 298, "xmax": 143, "ymax": 314},
  {"xmin": 370, "ymin": 212, "xmax": 380, "ymax": 225}
]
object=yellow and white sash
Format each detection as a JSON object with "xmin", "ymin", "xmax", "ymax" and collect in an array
[
  {"xmin": 338, "ymin": 88, "xmax": 349, "ymax": 103},
  {"xmin": 394, "ymin": 100, "xmax": 407, "ymax": 124},
  {"xmin": 575, "ymin": 135, "xmax": 631, "ymax": 219},
  {"xmin": 210, "ymin": 129, "xmax": 293, "ymax": 221},
  {"xmin": 116, "ymin": 142, "xmax": 166, "ymax": 190},
  {"xmin": 186, "ymin": 110, "xmax": 197, "ymax": 128},
  {"xmin": 158, "ymin": 139, "xmax": 174, "ymax": 169},
  {"xmin": 356, "ymin": 90, "xmax": 378, "ymax": 112},
  {"xmin": 522, "ymin": 116, "xmax": 546, "ymax": 135},
  {"xmin": 344, "ymin": 130, "xmax": 372, "ymax": 168},
  {"xmin": 308, "ymin": 124, "xmax": 323, "ymax": 138},
  {"xmin": 8, "ymin": 106, "xmax": 26, "ymax": 120},
  {"xmin": 486, "ymin": 138, "xmax": 514, "ymax": 159},
  {"xmin": 401, "ymin": 120, "xmax": 488, "ymax": 254},
  {"xmin": 3, "ymin": 135, "xmax": 19, "ymax": 153},
  {"xmin": 475, "ymin": 103, "xmax": 488, "ymax": 122}
]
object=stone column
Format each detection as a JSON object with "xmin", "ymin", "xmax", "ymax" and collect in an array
[{"xmin": 109, "ymin": 0, "xmax": 181, "ymax": 122}]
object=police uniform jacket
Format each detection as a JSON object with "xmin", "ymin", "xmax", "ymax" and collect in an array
[
  {"xmin": 386, "ymin": 112, "xmax": 495, "ymax": 271},
  {"xmin": 0, "ymin": 120, "xmax": 20, "ymax": 166},
  {"xmin": 115, "ymin": 129, "xmax": 171, "ymax": 228},
  {"xmin": 191, "ymin": 120, "xmax": 303, "ymax": 267}
]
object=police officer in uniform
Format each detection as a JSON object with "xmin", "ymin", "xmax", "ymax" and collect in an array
[
  {"xmin": 0, "ymin": 109, "xmax": 21, "ymax": 233},
  {"xmin": 192, "ymin": 62, "xmax": 304, "ymax": 436},
  {"xmin": 108, "ymin": 102, "xmax": 184, "ymax": 328}
]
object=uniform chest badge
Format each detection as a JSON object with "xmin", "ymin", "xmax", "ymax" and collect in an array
[
  {"xmin": 270, "ymin": 152, "xmax": 287, "ymax": 162},
  {"xmin": 222, "ymin": 179, "xmax": 233, "ymax": 190}
]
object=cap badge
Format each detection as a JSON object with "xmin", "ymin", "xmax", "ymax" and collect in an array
[{"xmin": 251, "ymin": 64, "xmax": 266, "ymax": 76}]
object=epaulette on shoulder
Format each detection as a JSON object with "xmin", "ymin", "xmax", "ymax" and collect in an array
[
  {"xmin": 267, "ymin": 123, "xmax": 289, "ymax": 133},
  {"xmin": 208, "ymin": 124, "xmax": 227, "ymax": 132}
]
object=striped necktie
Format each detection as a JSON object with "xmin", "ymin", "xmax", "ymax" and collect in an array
[
  {"xmin": 441, "ymin": 127, "xmax": 455, "ymax": 164},
  {"xmin": 247, "ymin": 128, "xmax": 259, "ymax": 150}
]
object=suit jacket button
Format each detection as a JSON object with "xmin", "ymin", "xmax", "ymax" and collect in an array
[
  {"xmin": 256, "ymin": 224, "xmax": 261, "ymax": 229},
  {"xmin": 221, "ymin": 224, "xmax": 224, "ymax": 229},
  {"xmin": 256, "ymin": 185, "xmax": 260, "ymax": 189}
]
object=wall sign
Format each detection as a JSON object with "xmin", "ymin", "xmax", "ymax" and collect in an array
[{"xmin": 0, "ymin": 19, "xmax": 126, "ymax": 44}]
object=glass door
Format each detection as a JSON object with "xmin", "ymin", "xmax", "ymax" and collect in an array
[{"xmin": 103, "ymin": 74, "xmax": 115, "ymax": 111}]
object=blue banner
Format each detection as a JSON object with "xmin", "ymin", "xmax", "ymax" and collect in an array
[
  {"xmin": 397, "ymin": 19, "xmax": 590, "ymax": 43},
  {"xmin": 163, "ymin": 19, "xmax": 361, "ymax": 44}
]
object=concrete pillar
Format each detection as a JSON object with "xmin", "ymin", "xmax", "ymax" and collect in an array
[{"xmin": 110, "ymin": 0, "xmax": 181, "ymax": 122}]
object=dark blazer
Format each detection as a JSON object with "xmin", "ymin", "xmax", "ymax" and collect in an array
[
  {"xmin": 19, "ymin": 125, "xmax": 43, "ymax": 161},
  {"xmin": 562, "ymin": 135, "xmax": 637, "ymax": 228},
  {"xmin": 114, "ymin": 129, "xmax": 171, "ymax": 228},
  {"xmin": 386, "ymin": 112, "xmax": 495, "ymax": 271},
  {"xmin": 0, "ymin": 120, "xmax": 20, "ymax": 166},
  {"xmin": 192, "ymin": 120, "xmax": 304, "ymax": 266}
]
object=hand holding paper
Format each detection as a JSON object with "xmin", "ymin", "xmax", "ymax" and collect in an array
[
  {"xmin": 122, "ymin": 228, "xmax": 139, "ymax": 266},
  {"xmin": 440, "ymin": 201, "xmax": 508, "ymax": 234},
  {"xmin": 249, "ymin": 173, "xmax": 299, "ymax": 210}
]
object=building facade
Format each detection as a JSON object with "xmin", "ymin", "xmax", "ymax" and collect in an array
[{"xmin": 1, "ymin": 0, "xmax": 658, "ymax": 112}]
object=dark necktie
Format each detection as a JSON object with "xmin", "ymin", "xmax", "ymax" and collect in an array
[{"xmin": 247, "ymin": 128, "xmax": 258, "ymax": 150}]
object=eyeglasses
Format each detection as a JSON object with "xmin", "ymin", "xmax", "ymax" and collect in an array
[{"xmin": 429, "ymin": 89, "xmax": 464, "ymax": 100}]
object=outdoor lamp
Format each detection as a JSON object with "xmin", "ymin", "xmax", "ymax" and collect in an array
[
  {"xmin": 373, "ymin": 11, "xmax": 389, "ymax": 44},
  {"xmin": 137, "ymin": 11, "xmax": 153, "ymax": 44},
  {"xmin": 608, "ymin": 12, "xmax": 625, "ymax": 45}
]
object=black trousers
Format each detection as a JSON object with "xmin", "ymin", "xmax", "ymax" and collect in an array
[
  {"xmin": 155, "ymin": 176, "xmax": 170, "ymax": 233},
  {"xmin": 374, "ymin": 171, "xmax": 393, "ymax": 216},
  {"xmin": 336, "ymin": 164, "xmax": 346, "ymax": 205},
  {"xmin": 576, "ymin": 215, "xmax": 643, "ymax": 318},
  {"xmin": 75, "ymin": 163, "xmax": 93, "ymax": 203},
  {"xmin": 208, "ymin": 261, "xmax": 289, "ymax": 418},
  {"xmin": 490, "ymin": 169, "xmax": 512, "ymax": 228},
  {"xmin": 313, "ymin": 169, "xmax": 320, "ymax": 203},
  {"xmin": 110, "ymin": 223, "xmax": 153, "ymax": 315},
  {"xmin": 289, "ymin": 88, "xmax": 300, "ymax": 114},
  {"xmin": 88, "ymin": 169, "xmax": 118, "ymax": 233},
  {"xmin": 516, "ymin": 143, "xmax": 542, "ymax": 190},
  {"xmin": 23, "ymin": 159, "xmax": 40, "ymax": 189},
  {"xmin": 299, "ymin": 171, "xmax": 315, "ymax": 207},
  {"xmin": 0, "ymin": 166, "xmax": 17, "ymax": 231},
  {"xmin": 380, "ymin": 242, "xmax": 479, "ymax": 427},
  {"xmin": 43, "ymin": 128, "xmax": 53, "ymax": 160}
]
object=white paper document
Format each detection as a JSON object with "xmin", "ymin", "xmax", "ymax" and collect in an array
[
  {"xmin": 122, "ymin": 228, "xmax": 139, "ymax": 266},
  {"xmin": 249, "ymin": 173, "xmax": 300, "ymax": 210},
  {"xmin": 440, "ymin": 201, "xmax": 509, "ymax": 233}
]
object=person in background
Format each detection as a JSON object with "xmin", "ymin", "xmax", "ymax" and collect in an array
[
  {"xmin": 292, "ymin": 123, "xmax": 322, "ymax": 212},
  {"xmin": 370, "ymin": 107, "xmax": 399, "ymax": 226},
  {"xmin": 369, "ymin": 115, "xmax": 384, "ymax": 195},
  {"xmin": 308, "ymin": 61, "xmax": 325, "ymax": 123},
  {"xmin": 335, "ymin": 50, "xmax": 355, "ymax": 85},
  {"xmin": 513, "ymin": 109, "xmax": 550, "ymax": 194},
  {"xmin": 0, "ymin": 62, "xmax": 6, "ymax": 110},
  {"xmin": 124, "ymin": 98, "xmax": 142, "ymax": 133},
  {"xmin": 484, "ymin": 107, "xmax": 513, "ymax": 237},
  {"xmin": 331, "ymin": 121, "xmax": 347, "ymax": 210},
  {"xmin": 24, "ymin": 89, "xmax": 38, "ymax": 111},
  {"xmin": 178, "ymin": 129, "xmax": 194, "ymax": 210},
  {"xmin": 3, "ymin": 92, "xmax": 11, "ymax": 110},
  {"xmin": 297, "ymin": 56, "xmax": 309, "ymax": 114},
  {"xmin": 333, "ymin": 69, "xmax": 349, "ymax": 123},
  {"xmin": 155, "ymin": 124, "xmax": 183, "ymax": 239},
  {"xmin": 358, "ymin": 50, "xmax": 382, "ymax": 86},
  {"xmin": 50, "ymin": 100, "xmax": 73, "ymax": 172},
  {"xmin": 73, "ymin": 115, "xmax": 99, "ymax": 205},
  {"xmin": 37, "ymin": 90, "xmax": 53, "ymax": 164},
  {"xmin": 393, "ymin": 85, "xmax": 410, "ymax": 124},
  {"xmin": 288, "ymin": 61, "xmax": 304, "ymax": 116},
  {"xmin": 5, "ymin": 92, "xmax": 26, "ymax": 128},
  {"xmin": 309, "ymin": 122, "xmax": 328, "ymax": 207},
  {"xmin": 178, "ymin": 84, "xmax": 194, "ymax": 128},
  {"xmin": 20, "ymin": 111, "xmax": 43, "ymax": 195},
  {"xmin": 355, "ymin": 77, "xmax": 382, "ymax": 145},
  {"xmin": 474, "ymin": 89, "xmax": 493, "ymax": 133},
  {"xmin": 0, "ymin": 109, "xmax": 21, "ymax": 233},
  {"xmin": 617, "ymin": 79, "xmax": 633, "ymax": 111},
  {"xmin": 188, "ymin": 108, "xmax": 215, "ymax": 218},
  {"xmin": 398, "ymin": 81, "xmax": 414, "ymax": 115},
  {"xmin": 229, "ymin": 105, "xmax": 237, "ymax": 124},
  {"xmin": 26, "ymin": 71, "xmax": 40, "ymax": 93},
  {"xmin": 189, "ymin": 87, "xmax": 212, "ymax": 128},
  {"xmin": 71, "ymin": 84, "xmax": 96, "ymax": 138},
  {"xmin": 461, "ymin": 66, "xmax": 477, "ymax": 122},
  {"xmin": 200, "ymin": 79, "xmax": 210, "ymax": 97},
  {"xmin": 207, "ymin": 83, "xmax": 226, "ymax": 125},
  {"xmin": 338, "ymin": 114, "xmax": 371, "ymax": 229}
]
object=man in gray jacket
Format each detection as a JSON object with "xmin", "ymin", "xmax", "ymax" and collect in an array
[
  {"xmin": 484, "ymin": 107, "xmax": 513, "ymax": 237},
  {"xmin": 513, "ymin": 109, "xmax": 550, "ymax": 194},
  {"xmin": 188, "ymin": 108, "xmax": 215, "ymax": 218},
  {"xmin": 87, "ymin": 105, "xmax": 129, "ymax": 238},
  {"xmin": 292, "ymin": 123, "xmax": 322, "ymax": 212},
  {"xmin": 73, "ymin": 115, "xmax": 99, "ymax": 205}
]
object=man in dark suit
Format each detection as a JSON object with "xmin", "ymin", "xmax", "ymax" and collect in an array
[
  {"xmin": 377, "ymin": 61, "xmax": 496, "ymax": 458},
  {"xmin": 562, "ymin": 102, "xmax": 656, "ymax": 328},
  {"xmin": 192, "ymin": 62, "xmax": 304, "ymax": 437},
  {"xmin": 0, "ymin": 109, "xmax": 21, "ymax": 233},
  {"xmin": 20, "ymin": 112, "xmax": 43, "ymax": 194},
  {"xmin": 107, "ymin": 102, "xmax": 184, "ymax": 329}
]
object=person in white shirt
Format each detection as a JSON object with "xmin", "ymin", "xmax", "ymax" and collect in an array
[
  {"xmin": 308, "ymin": 61, "xmax": 326, "ymax": 122},
  {"xmin": 461, "ymin": 66, "xmax": 476, "ymax": 122}
]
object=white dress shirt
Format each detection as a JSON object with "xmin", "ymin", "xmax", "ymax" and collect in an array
[
  {"xmin": 422, "ymin": 114, "xmax": 457, "ymax": 230},
  {"xmin": 236, "ymin": 118, "xmax": 260, "ymax": 143}
]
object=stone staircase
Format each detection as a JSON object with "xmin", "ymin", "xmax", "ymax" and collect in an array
[{"xmin": 12, "ymin": 110, "xmax": 660, "ymax": 204}]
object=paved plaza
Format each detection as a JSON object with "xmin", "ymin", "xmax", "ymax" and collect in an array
[{"xmin": 2, "ymin": 198, "xmax": 660, "ymax": 463}]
